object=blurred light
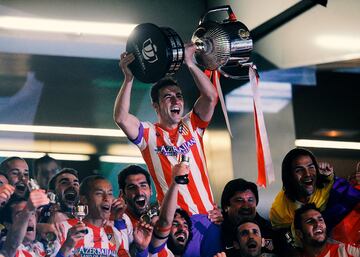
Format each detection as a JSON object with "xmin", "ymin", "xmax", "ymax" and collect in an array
[
  {"xmin": 0, "ymin": 150, "xmax": 90, "ymax": 161},
  {"xmin": 100, "ymin": 155, "xmax": 145, "ymax": 164},
  {"xmin": 0, "ymin": 151, "xmax": 45, "ymax": 159},
  {"xmin": 313, "ymin": 129, "xmax": 358, "ymax": 138},
  {"xmin": 315, "ymin": 35, "xmax": 360, "ymax": 51},
  {"xmin": 0, "ymin": 139, "xmax": 96, "ymax": 154},
  {"xmin": 0, "ymin": 124, "xmax": 125, "ymax": 137},
  {"xmin": 0, "ymin": 16, "xmax": 137, "ymax": 37},
  {"xmin": 295, "ymin": 139, "xmax": 360, "ymax": 150},
  {"xmin": 48, "ymin": 153, "xmax": 90, "ymax": 161},
  {"xmin": 226, "ymin": 81, "xmax": 291, "ymax": 113},
  {"xmin": 107, "ymin": 144, "xmax": 142, "ymax": 156}
]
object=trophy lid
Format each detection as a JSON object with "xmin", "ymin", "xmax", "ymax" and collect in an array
[{"xmin": 126, "ymin": 23, "xmax": 184, "ymax": 83}]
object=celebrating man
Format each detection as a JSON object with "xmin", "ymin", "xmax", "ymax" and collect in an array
[{"xmin": 114, "ymin": 43, "xmax": 218, "ymax": 215}]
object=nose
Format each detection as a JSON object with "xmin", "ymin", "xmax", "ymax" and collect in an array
[{"xmin": 303, "ymin": 168, "xmax": 311, "ymax": 177}]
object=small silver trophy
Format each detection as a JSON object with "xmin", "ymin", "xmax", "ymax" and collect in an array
[
  {"xmin": 72, "ymin": 204, "xmax": 89, "ymax": 223},
  {"xmin": 45, "ymin": 232, "xmax": 57, "ymax": 255},
  {"xmin": 140, "ymin": 202, "xmax": 160, "ymax": 224},
  {"xmin": 28, "ymin": 178, "xmax": 40, "ymax": 191}
]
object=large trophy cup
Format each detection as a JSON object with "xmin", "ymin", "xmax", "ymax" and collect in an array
[{"xmin": 126, "ymin": 5, "xmax": 253, "ymax": 83}]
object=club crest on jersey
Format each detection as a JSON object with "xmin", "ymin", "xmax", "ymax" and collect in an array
[
  {"xmin": 107, "ymin": 233, "xmax": 113, "ymax": 241},
  {"xmin": 178, "ymin": 123, "xmax": 189, "ymax": 135},
  {"xmin": 155, "ymin": 137, "xmax": 196, "ymax": 156}
]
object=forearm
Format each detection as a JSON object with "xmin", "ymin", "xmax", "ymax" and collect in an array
[
  {"xmin": 157, "ymin": 182, "xmax": 179, "ymax": 228},
  {"xmin": 187, "ymin": 64, "xmax": 217, "ymax": 104},
  {"xmin": 113, "ymin": 79, "xmax": 134, "ymax": 125},
  {"xmin": 2, "ymin": 210, "xmax": 33, "ymax": 257}
]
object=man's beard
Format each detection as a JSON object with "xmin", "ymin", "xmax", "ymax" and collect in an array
[
  {"xmin": 167, "ymin": 235, "xmax": 188, "ymax": 255},
  {"xmin": 307, "ymin": 235, "xmax": 327, "ymax": 248}
]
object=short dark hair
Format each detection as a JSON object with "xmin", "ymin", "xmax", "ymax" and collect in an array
[
  {"xmin": 221, "ymin": 178, "xmax": 259, "ymax": 213},
  {"xmin": 150, "ymin": 77, "xmax": 179, "ymax": 104},
  {"xmin": 79, "ymin": 175, "xmax": 107, "ymax": 198},
  {"xmin": 33, "ymin": 155, "xmax": 59, "ymax": 177},
  {"xmin": 293, "ymin": 203, "xmax": 321, "ymax": 231},
  {"xmin": 0, "ymin": 156, "xmax": 26, "ymax": 174},
  {"xmin": 281, "ymin": 148, "xmax": 329, "ymax": 201},
  {"xmin": 236, "ymin": 218, "xmax": 262, "ymax": 239},
  {"xmin": 0, "ymin": 195, "xmax": 27, "ymax": 224},
  {"xmin": 48, "ymin": 168, "xmax": 79, "ymax": 191},
  {"xmin": 117, "ymin": 165, "xmax": 151, "ymax": 192}
]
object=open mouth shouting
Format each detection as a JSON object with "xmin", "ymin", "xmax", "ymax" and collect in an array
[
  {"xmin": 101, "ymin": 203, "xmax": 111, "ymax": 214},
  {"xmin": 301, "ymin": 177, "xmax": 315, "ymax": 191},
  {"xmin": 64, "ymin": 188, "xmax": 78, "ymax": 203},
  {"xmin": 134, "ymin": 195, "xmax": 147, "ymax": 209},
  {"xmin": 174, "ymin": 230, "xmax": 187, "ymax": 244},
  {"xmin": 15, "ymin": 182, "xmax": 27, "ymax": 195},
  {"xmin": 246, "ymin": 239, "xmax": 259, "ymax": 252},
  {"xmin": 170, "ymin": 106, "xmax": 181, "ymax": 115}
]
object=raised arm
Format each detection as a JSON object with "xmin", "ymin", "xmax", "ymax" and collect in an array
[
  {"xmin": 151, "ymin": 162, "xmax": 189, "ymax": 248},
  {"xmin": 113, "ymin": 52, "xmax": 141, "ymax": 140},
  {"xmin": 184, "ymin": 43, "xmax": 218, "ymax": 122},
  {"xmin": 2, "ymin": 190, "xmax": 49, "ymax": 257}
]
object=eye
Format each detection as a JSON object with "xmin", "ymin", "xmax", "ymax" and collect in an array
[
  {"xmin": 240, "ymin": 230, "xmax": 250, "ymax": 237},
  {"xmin": 10, "ymin": 170, "xmax": 19, "ymax": 176}
]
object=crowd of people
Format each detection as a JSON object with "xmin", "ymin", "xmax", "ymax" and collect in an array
[{"xmin": 0, "ymin": 43, "xmax": 359, "ymax": 257}]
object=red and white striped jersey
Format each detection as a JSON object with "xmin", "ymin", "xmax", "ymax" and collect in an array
[
  {"xmin": 301, "ymin": 242, "xmax": 360, "ymax": 257},
  {"xmin": 15, "ymin": 242, "xmax": 46, "ymax": 257},
  {"xmin": 134, "ymin": 111, "xmax": 214, "ymax": 215},
  {"xmin": 57, "ymin": 219, "xmax": 130, "ymax": 257}
]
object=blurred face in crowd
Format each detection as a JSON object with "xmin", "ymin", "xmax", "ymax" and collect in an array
[
  {"xmin": 36, "ymin": 160, "xmax": 59, "ymax": 190},
  {"xmin": 123, "ymin": 174, "xmax": 151, "ymax": 217},
  {"xmin": 291, "ymin": 155, "xmax": 317, "ymax": 200},
  {"xmin": 236, "ymin": 222, "xmax": 262, "ymax": 257},
  {"xmin": 5, "ymin": 159, "xmax": 29, "ymax": 198},
  {"xmin": 227, "ymin": 189, "xmax": 257, "ymax": 225},
  {"xmin": 54, "ymin": 173, "xmax": 80, "ymax": 210},
  {"xmin": 83, "ymin": 179, "xmax": 114, "ymax": 221},
  {"xmin": 298, "ymin": 209, "xmax": 327, "ymax": 248},
  {"xmin": 10, "ymin": 201, "xmax": 37, "ymax": 244},
  {"xmin": 168, "ymin": 212, "xmax": 190, "ymax": 255}
]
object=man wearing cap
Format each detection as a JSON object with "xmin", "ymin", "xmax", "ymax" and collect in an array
[
  {"xmin": 221, "ymin": 178, "xmax": 276, "ymax": 257},
  {"xmin": 46, "ymin": 168, "xmax": 80, "ymax": 223}
]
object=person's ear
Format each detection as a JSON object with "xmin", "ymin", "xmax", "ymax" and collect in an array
[
  {"xmin": 295, "ymin": 229, "xmax": 303, "ymax": 241},
  {"xmin": 233, "ymin": 240, "xmax": 240, "ymax": 250},
  {"xmin": 152, "ymin": 102, "xmax": 159, "ymax": 113}
]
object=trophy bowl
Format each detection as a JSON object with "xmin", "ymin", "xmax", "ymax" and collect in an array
[{"xmin": 72, "ymin": 204, "xmax": 88, "ymax": 223}]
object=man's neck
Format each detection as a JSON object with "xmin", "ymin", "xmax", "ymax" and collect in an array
[
  {"xmin": 303, "ymin": 242, "xmax": 327, "ymax": 257},
  {"xmin": 296, "ymin": 194, "xmax": 311, "ymax": 204},
  {"xmin": 84, "ymin": 216, "xmax": 106, "ymax": 227}
]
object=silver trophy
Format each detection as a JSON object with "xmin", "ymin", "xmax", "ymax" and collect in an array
[
  {"xmin": 140, "ymin": 202, "xmax": 160, "ymax": 224},
  {"xmin": 28, "ymin": 178, "xmax": 40, "ymax": 191},
  {"xmin": 126, "ymin": 5, "xmax": 252, "ymax": 83},
  {"xmin": 72, "ymin": 204, "xmax": 88, "ymax": 223}
]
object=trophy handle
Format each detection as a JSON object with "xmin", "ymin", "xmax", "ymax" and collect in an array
[
  {"xmin": 218, "ymin": 62, "xmax": 252, "ymax": 80},
  {"xmin": 199, "ymin": 5, "xmax": 236, "ymax": 25}
]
